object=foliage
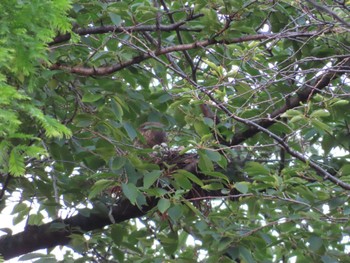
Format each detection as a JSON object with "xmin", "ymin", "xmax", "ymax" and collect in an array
[{"xmin": 1, "ymin": 0, "xmax": 350, "ymax": 262}]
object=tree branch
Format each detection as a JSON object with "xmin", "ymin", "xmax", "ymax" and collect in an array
[
  {"xmin": 159, "ymin": 0, "xmax": 196, "ymax": 78},
  {"xmin": 107, "ymin": 34, "xmax": 350, "ymax": 188},
  {"xmin": 305, "ymin": 0, "xmax": 350, "ymax": 28},
  {"xmin": 49, "ymin": 31, "xmax": 320, "ymax": 75},
  {"xmin": 230, "ymin": 57, "xmax": 350, "ymax": 145},
  {"xmin": 49, "ymin": 14, "xmax": 204, "ymax": 46},
  {"xmin": 152, "ymin": 52, "xmax": 350, "ymax": 189},
  {"xmin": 0, "ymin": 170, "xmax": 230, "ymax": 260},
  {"xmin": 193, "ymin": 59, "xmax": 350, "ymax": 189},
  {"xmin": 0, "ymin": 198, "xmax": 153, "ymax": 260}
]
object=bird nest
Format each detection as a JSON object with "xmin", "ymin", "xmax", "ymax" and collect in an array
[{"xmin": 144, "ymin": 145, "xmax": 198, "ymax": 174}]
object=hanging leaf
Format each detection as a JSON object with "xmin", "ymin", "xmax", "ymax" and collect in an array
[
  {"xmin": 88, "ymin": 179, "xmax": 115, "ymax": 199},
  {"xmin": 9, "ymin": 147, "xmax": 25, "ymax": 176},
  {"xmin": 122, "ymin": 183, "xmax": 140, "ymax": 205},
  {"xmin": 157, "ymin": 198, "xmax": 171, "ymax": 213},
  {"xmin": 143, "ymin": 170, "xmax": 162, "ymax": 189}
]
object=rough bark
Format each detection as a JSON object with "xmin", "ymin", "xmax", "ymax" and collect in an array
[{"xmin": 0, "ymin": 198, "xmax": 152, "ymax": 260}]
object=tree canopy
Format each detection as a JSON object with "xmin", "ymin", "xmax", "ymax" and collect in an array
[{"xmin": 1, "ymin": 0, "xmax": 350, "ymax": 262}]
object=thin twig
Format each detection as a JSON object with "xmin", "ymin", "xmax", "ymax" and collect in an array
[
  {"xmin": 305, "ymin": 0, "xmax": 350, "ymax": 28},
  {"xmin": 50, "ymin": 31, "xmax": 324, "ymax": 75},
  {"xmin": 49, "ymin": 14, "xmax": 204, "ymax": 45},
  {"xmin": 147, "ymin": 52, "xmax": 350, "ymax": 190}
]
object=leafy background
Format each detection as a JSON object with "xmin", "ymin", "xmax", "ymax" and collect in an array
[{"xmin": 1, "ymin": 0, "xmax": 350, "ymax": 262}]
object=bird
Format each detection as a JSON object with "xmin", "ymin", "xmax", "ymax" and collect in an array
[{"xmin": 138, "ymin": 122, "xmax": 167, "ymax": 148}]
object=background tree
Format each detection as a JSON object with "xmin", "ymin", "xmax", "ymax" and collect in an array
[{"xmin": 1, "ymin": 0, "xmax": 350, "ymax": 262}]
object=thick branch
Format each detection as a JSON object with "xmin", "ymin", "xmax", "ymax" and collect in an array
[
  {"xmin": 0, "ymin": 149, "xmax": 227, "ymax": 260},
  {"xmin": 0, "ymin": 198, "xmax": 152, "ymax": 260},
  {"xmin": 189, "ymin": 59, "xmax": 350, "ymax": 189},
  {"xmin": 230, "ymin": 57, "xmax": 350, "ymax": 145},
  {"xmin": 0, "ymin": 186, "xmax": 228, "ymax": 259},
  {"xmin": 50, "ymin": 31, "xmax": 318, "ymax": 75},
  {"xmin": 158, "ymin": 54, "xmax": 350, "ymax": 189},
  {"xmin": 230, "ymin": 112, "xmax": 350, "ymax": 190}
]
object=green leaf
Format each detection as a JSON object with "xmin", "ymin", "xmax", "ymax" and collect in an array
[
  {"xmin": 194, "ymin": 121, "xmax": 210, "ymax": 137},
  {"xmin": 203, "ymin": 117, "xmax": 214, "ymax": 127},
  {"xmin": 12, "ymin": 210, "xmax": 28, "ymax": 225},
  {"xmin": 234, "ymin": 82, "xmax": 253, "ymax": 100},
  {"xmin": 26, "ymin": 107, "xmax": 72, "ymax": 139},
  {"xmin": 321, "ymin": 255, "xmax": 339, "ymax": 263},
  {"xmin": 290, "ymin": 115, "xmax": 304, "ymax": 123},
  {"xmin": 109, "ymin": 157, "xmax": 126, "ymax": 171},
  {"xmin": 111, "ymin": 224, "xmax": 125, "ymax": 246},
  {"xmin": 204, "ymin": 171, "xmax": 229, "ymax": 183},
  {"xmin": 48, "ymin": 142, "xmax": 75, "ymax": 173},
  {"xmin": 159, "ymin": 231, "xmax": 179, "ymax": 255},
  {"xmin": 167, "ymin": 205, "xmax": 183, "ymax": 222},
  {"xmin": 156, "ymin": 93, "xmax": 172, "ymax": 104},
  {"xmin": 201, "ymin": 183, "xmax": 224, "ymax": 190},
  {"xmin": 123, "ymin": 122, "xmax": 137, "ymax": 140},
  {"xmin": 9, "ymin": 147, "xmax": 25, "ymax": 176},
  {"xmin": 244, "ymin": 162, "xmax": 270, "ymax": 176},
  {"xmin": 198, "ymin": 150, "xmax": 214, "ymax": 172},
  {"xmin": 311, "ymin": 119, "xmax": 332, "ymax": 134},
  {"xmin": 11, "ymin": 203, "xmax": 28, "ymax": 214},
  {"xmin": 28, "ymin": 213, "xmax": 44, "ymax": 225},
  {"xmin": 330, "ymin": 99, "xmax": 349, "ymax": 107},
  {"xmin": 88, "ymin": 179, "xmax": 115, "ymax": 199},
  {"xmin": 176, "ymin": 170, "xmax": 204, "ymax": 187},
  {"xmin": 173, "ymin": 173, "xmax": 192, "ymax": 190},
  {"xmin": 111, "ymin": 98, "xmax": 123, "ymax": 122},
  {"xmin": 75, "ymin": 114, "xmax": 95, "ymax": 127},
  {"xmin": 310, "ymin": 109, "xmax": 330, "ymax": 118},
  {"xmin": 308, "ymin": 235, "xmax": 323, "ymax": 252},
  {"xmin": 112, "ymin": 247, "xmax": 125, "ymax": 262},
  {"xmin": 239, "ymin": 246, "xmax": 255, "ymax": 263},
  {"xmin": 109, "ymin": 13, "xmax": 122, "ymax": 26},
  {"xmin": 24, "ymin": 145, "xmax": 47, "ymax": 159},
  {"xmin": 235, "ymin": 182, "xmax": 250, "ymax": 194},
  {"xmin": 95, "ymin": 139, "xmax": 115, "ymax": 161},
  {"xmin": 81, "ymin": 92, "xmax": 103, "ymax": 102},
  {"xmin": 205, "ymin": 149, "xmax": 222, "ymax": 162},
  {"xmin": 122, "ymin": 183, "xmax": 139, "ymax": 205},
  {"xmin": 280, "ymin": 109, "xmax": 302, "ymax": 118},
  {"xmin": 143, "ymin": 170, "xmax": 162, "ymax": 189},
  {"xmin": 157, "ymin": 198, "xmax": 171, "ymax": 213},
  {"xmin": 218, "ymin": 237, "xmax": 233, "ymax": 252}
]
